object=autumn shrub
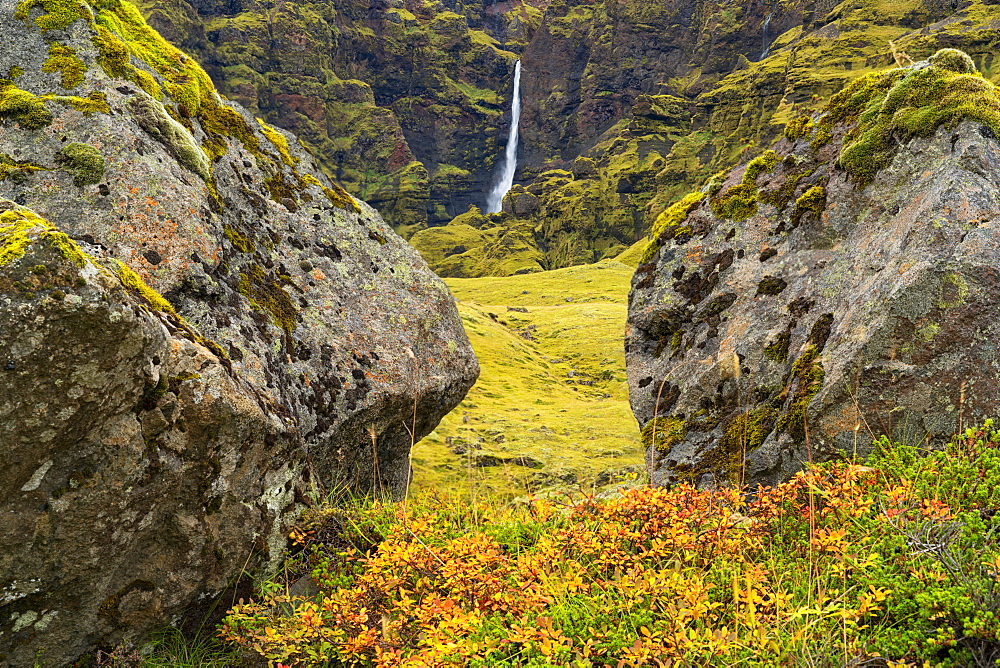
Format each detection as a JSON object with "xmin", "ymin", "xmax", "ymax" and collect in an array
[{"xmin": 220, "ymin": 424, "xmax": 1000, "ymax": 667}]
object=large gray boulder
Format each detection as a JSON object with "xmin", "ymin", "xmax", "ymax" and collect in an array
[
  {"xmin": 627, "ymin": 56, "xmax": 1000, "ymax": 489},
  {"xmin": 0, "ymin": 0, "xmax": 477, "ymax": 664}
]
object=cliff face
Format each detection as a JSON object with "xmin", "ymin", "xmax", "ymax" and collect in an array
[
  {"xmin": 0, "ymin": 0, "xmax": 477, "ymax": 662},
  {"xmin": 134, "ymin": 0, "xmax": 545, "ymax": 234},
  {"xmin": 625, "ymin": 51, "xmax": 1000, "ymax": 489},
  {"xmin": 368, "ymin": 0, "xmax": 1000, "ymax": 275}
]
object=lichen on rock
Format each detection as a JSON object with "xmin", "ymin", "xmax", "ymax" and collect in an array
[
  {"xmin": 627, "ymin": 51, "xmax": 1000, "ymax": 491},
  {"xmin": 0, "ymin": 2, "xmax": 478, "ymax": 664}
]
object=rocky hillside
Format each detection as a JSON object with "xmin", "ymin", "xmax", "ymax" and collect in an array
[
  {"xmin": 0, "ymin": 0, "xmax": 476, "ymax": 663},
  {"xmin": 134, "ymin": 0, "xmax": 546, "ymax": 235},
  {"xmin": 626, "ymin": 49, "xmax": 1000, "ymax": 488},
  {"xmin": 137, "ymin": 0, "xmax": 1000, "ymax": 275},
  {"xmin": 422, "ymin": 0, "xmax": 1000, "ymax": 274}
]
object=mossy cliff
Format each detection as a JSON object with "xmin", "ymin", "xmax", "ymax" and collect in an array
[
  {"xmin": 0, "ymin": 2, "xmax": 477, "ymax": 663},
  {"xmin": 626, "ymin": 51, "xmax": 1000, "ymax": 489},
  {"xmin": 412, "ymin": 0, "xmax": 1000, "ymax": 275},
  {"xmin": 131, "ymin": 0, "xmax": 546, "ymax": 234}
]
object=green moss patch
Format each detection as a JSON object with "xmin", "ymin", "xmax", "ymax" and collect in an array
[
  {"xmin": 55, "ymin": 142, "xmax": 105, "ymax": 186},
  {"xmin": 711, "ymin": 150, "xmax": 778, "ymax": 221},
  {"xmin": 237, "ymin": 264, "xmax": 297, "ymax": 333},
  {"xmin": 15, "ymin": 0, "xmax": 91, "ymax": 32},
  {"xmin": 639, "ymin": 191, "xmax": 705, "ymax": 264},
  {"xmin": 816, "ymin": 49, "xmax": 1000, "ymax": 186},
  {"xmin": 43, "ymin": 42, "xmax": 87, "ymax": 89},
  {"xmin": 775, "ymin": 345, "xmax": 825, "ymax": 442},
  {"xmin": 790, "ymin": 185, "xmax": 826, "ymax": 227},
  {"xmin": 784, "ymin": 115, "xmax": 813, "ymax": 141},
  {"xmin": 640, "ymin": 416, "xmax": 686, "ymax": 453},
  {"xmin": 0, "ymin": 82, "xmax": 54, "ymax": 130},
  {"xmin": 0, "ymin": 154, "xmax": 48, "ymax": 183}
]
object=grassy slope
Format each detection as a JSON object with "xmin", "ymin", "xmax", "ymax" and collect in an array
[{"xmin": 410, "ymin": 260, "xmax": 643, "ymax": 497}]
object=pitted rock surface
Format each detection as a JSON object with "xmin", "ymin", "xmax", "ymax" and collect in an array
[
  {"xmin": 0, "ymin": 1, "xmax": 477, "ymax": 664},
  {"xmin": 627, "ymin": 116, "xmax": 1000, "ymax": 490}
]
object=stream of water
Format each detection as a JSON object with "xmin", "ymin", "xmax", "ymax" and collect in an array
[
  {"xmin": 759, "ymin": 12, "xmax": 773, "ymax": 60},
  {"xmin": 486, "ymin": 60, "xmax": 522, "ymax": 213}
]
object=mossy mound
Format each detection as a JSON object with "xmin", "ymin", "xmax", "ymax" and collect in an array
[
  {"xmin": 823, "ymin": 53, "xmax": 1000, "ymax": 185},
  {"xmin": 54, "ymin": 142, "xmax": 104, "ymax": 186}
]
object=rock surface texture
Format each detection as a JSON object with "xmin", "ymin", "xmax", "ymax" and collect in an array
[
  {"xmin": 0, "ymin": 1, "xmax": 477, "ymax": 664},
  {"xmin": 627, "ymin": 54, "xmax": 1000, "ymax": 489}
]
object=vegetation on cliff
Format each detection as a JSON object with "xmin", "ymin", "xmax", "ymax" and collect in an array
[
  {"xmin": 410, "ymin": 0, "xmax": 1000, "ymax": 276},
  {"xmin": 132, "ymin": 0, "xmax": 538, "ymax": 232}
]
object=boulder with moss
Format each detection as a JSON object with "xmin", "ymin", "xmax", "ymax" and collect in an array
[
  {"xmin": 0, "ymin": 2, "xmax": 477, "ymax": 664},
  {"xmin": 1, "ymin": 202, "xmax": 298, "ymax": 665},
  {"xmin": 627, "ymin": 52, "xmax": 1000, "ymax": 489}
]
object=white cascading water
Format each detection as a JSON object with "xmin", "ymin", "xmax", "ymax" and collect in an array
[
  {"xmin": 759, "ymin": 12, "xmax": 773, "ymax": 60},
  {"xmin": 486, "ymin": 60, "xmax": 522, "ymax": 213}
]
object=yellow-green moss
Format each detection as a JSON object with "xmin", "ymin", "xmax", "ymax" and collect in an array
[
  {"xmin": 711, "ymin": 150, "xmax": 778, "ymax": 221},
  {"xmin": 237, "ymin": 264, "xmax": 297, "ymax": 333},
  {"xmin": 15, "ymin": 0, "xmax": 91, "ymax": 32},
  {"xmin": 0, "ymin": 154, "xmax": 48, "ymax": 183},
  {"xmin": 0, "ymin": 82, "xmax": 54, "ymax": 130},
  {"xmin": 784, "ymin": 115, "xmax": 814, "ymax": 141},
  {"xmin": 90, "ymin": 24, "xmax": 161, "ymax": 97},
  {"xmin": 0, "ymin": 210, "xmax": 39, "ymax": 267},
  {"xmin": 928, "ymin": 48, "xmax": 977, "ymax": 75},
  {"xmin": 743, "ymin": 150, "xmax": 779, "ymax": 182},
  {"xmin": 775, "ymin": 345, "xmax": 825, "ymax": 442},
  {"xmin": 223, "ymin": 225, "xmax": 255, "ymax": 254},
  {"xmin": 763, "ymin": 331, "xmax": 790, "ymax": 363},
  {"xmin": 43, "ymin": 42, "xmax": 87, "ymax": 89},
  {"xmin": 108, "ymin": 258, "xmax": 177, "ymax": 315},
  {"xmin": 821, "ymin": 49, "xmax": 1000, "ymax": 186},
  {"xmin": 1, "ymin": 207, "xmax": 88, "ymax": 268},
  {"xmin": 301, "ymin": 173, "xmax": 361, "ymax": 214},
  {"xmin": 720, "ymin": 406, "xmax": 778, "ymax": 454},
  {"xmin": 55, "ymin": 142, "xmax": 105, "ymax": 186},
  {"xmin": 790, "ymin": 185, "xmax": 826, "ymax": 227},
  {"xmin": 638, "ymin": 191, "xmax": 705, "ymax": 264},
  {"xmin": 60, "ymin": 90, "xmax": 110, "ymax": 114},
  {"xmin": 640, "ymin": 415, "xmax": 686, "ymax": 453},
  {"xmin": 258, "ymin": 120, "xmax": 298, "ymax": 167}
]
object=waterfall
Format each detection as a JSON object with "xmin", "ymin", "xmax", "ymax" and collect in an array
[
  {"xmin": 486, "ymin": 60, "xmax": 522, "ymax": 214},
  {"xmin": 759, "ymin": 13, "xmax": 774, "ymax": 60}
]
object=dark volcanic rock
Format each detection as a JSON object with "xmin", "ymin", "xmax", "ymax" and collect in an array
[
  {"xmin": 1, "ymin": 204, "xmax": 297, "ymax": 667},
  {"xmin": 0, "ymin": 1, "xmax": 477, "ymax": 664},
  {"xmin": 626, "ymin": 59, "xmax": 1000, "ymax": 490}
]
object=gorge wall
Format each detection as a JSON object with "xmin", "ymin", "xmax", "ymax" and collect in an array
[{"xmin": 137, "ymin": 0, "xmax": 1000, "ymax": 276}]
